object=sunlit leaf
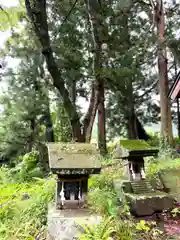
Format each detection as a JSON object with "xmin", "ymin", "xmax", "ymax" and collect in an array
[{"xmin": 0, "ymin": 6, "xmax": 25, "ymax": 31}]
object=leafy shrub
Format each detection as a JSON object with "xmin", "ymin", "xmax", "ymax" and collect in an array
[
  {"xmin": 0, "ymin": 169, "xmax": 55, "ymax": 240},
  {"xmin": 79, "ymin": 216, "xmax": 114, "ymax": 240},
  {"xmin": 79, "ymin": 216, "xmax": 134, "ymax": 240},
  {"xmin": 88, "ymin": 165, "xmax": 125, "ymax": 217},
  {"xmin": 0, "ymin": 151, "xmax": 44, "ymax": 183},
  {"xmin": 107, "ymin": 140, "xmax": 119, "ymax": 154},
  {"xmin": 89, "ymin": 166, "xmax": 123, "ymax": 191},
  {"xmin": 147, "ymin": 132, "xmax": 160, "ymax": 147},
  {"xmin": 88, "ymin": 188, "xmax": 118, "ymax": 216},
  {"xmin": 146, "ymin": 157, "xmax": 180, "ymax": 178}
]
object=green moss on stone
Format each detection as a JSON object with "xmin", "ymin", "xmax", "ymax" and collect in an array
[
  {"xmin": 120, "ymin": 140, "xmax": 156, "ymax": 151},
  {"xmin": 125, "ymin": 192, "xmax": 169, "ymax": 200},
  {"xmin": 47, "ymin": 143, "xmax": 99, "ymax": 154}
]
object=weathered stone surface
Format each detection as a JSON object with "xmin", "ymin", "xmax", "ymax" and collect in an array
[
  {"xmin": 114, "ymin": 140, "xmax": 158, "ymax": 159},
  {"xmin": 126, "ymin": 193, "xmax": 174, "ymax": 216},
  {"xmin": 131, "ymin": 180, "xmax": 154, "ymax": 194},
  {"xmin": 114, "ymin": 180, "xmax": 174, "ymax": 216},
  {"xmin": 47, "ymin": 204, "xmax": 101, "ymax": 240},
  {"xmin": 47, "ymin": 143, "xmax": 101, "ymax": 174}
]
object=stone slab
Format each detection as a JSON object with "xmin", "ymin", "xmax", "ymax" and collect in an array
[
  {"xmin": 125, "ymin": 193, "xmax": 174, "ymax": 216},
  {"xmin": 47, "ymin": 204, "xmax": 101, "ymax": 240}
]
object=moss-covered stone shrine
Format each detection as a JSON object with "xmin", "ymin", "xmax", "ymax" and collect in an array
[
  {"xmin": 114, "ymin": 140, "xmax": 174, "ymax": 216},
  {"xmin": 47, "ymin": 143, "xmax": 101, "ymax": 209},
  {"xmin": 115, "ymin": 140, "xmax": 158, "ymax": 181}
]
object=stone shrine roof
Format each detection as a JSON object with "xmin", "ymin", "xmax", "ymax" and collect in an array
[
  {"xmin": 114, "ymin": 140, "xmax": 158, "ymax": 159},
  {"xmin": 47, "ymin": 143, "xmax": 101, "ymax": 174}
]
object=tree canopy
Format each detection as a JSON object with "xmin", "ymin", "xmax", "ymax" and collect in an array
[{"xmin": 0, "ymin": 0, "xmax": 180, "ymax": 157}]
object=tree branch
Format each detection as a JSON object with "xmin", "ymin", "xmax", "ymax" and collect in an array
[{"xmin": 137, "ymin": 80, "xmax": 158, "ymax": 99}]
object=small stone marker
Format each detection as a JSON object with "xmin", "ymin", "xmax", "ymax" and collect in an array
[{"xmin": 47, "ymin": 143, "xmax": 101, "ymax": 240}]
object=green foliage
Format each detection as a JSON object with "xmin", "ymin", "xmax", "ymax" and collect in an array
[
  {"xmin": 51, "ymin": 105, "xmax": 72, "ymax": 142},
  {"xmin": 79, "ymin": 216, "xmax": 134, "ymax": 240},
  {"xmin": 147, "ymin": 132, "xmax": 160, "ymax": 147},
  {"xmin": 0, "ymin": 5, "xmax": 25, "ymax": 31},
  {"xmin": 136, "ymin": 220, "xmax": 166, "ymax": 240},
  {"xmin": 146, "ymin": 158, "xmax": 180, "ymax": 178},
  {"xmin": 0, "ymin": 166, "xmax": 55, "ymax": 240},
  {"xmin": 79, "ymin": 217, "xmax": 114, "ymax": 240},
  {"xmin": 171, "ymin": 207, "xmax": 180, "ymax": 218},
  {"xmin": 0, "ymin": 151, "xmax": 46, "ymax": 187},
  {"xmin": 136, "ymin": 220, "xmax": 150, "ymax": 231},
  {"xmin": 88, "ymin": 165, "xmax": 125, "ymax": 216},
  {"xmin": 88, "ymin": 188, "xmax": 118, "ymax": 216}
]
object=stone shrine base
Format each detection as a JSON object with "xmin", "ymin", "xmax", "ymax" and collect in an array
[{"xmin": 47, "ymin": 204, "xmax": 102, "ymax": 240}]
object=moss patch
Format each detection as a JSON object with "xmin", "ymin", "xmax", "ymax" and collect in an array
[
  {"xmin": 120, "ymin": 140, "xmax": 156, "ymax": 151},
  {"xmin": 47, "ymin": 143, "xmax": 99, "ymax": 154}
]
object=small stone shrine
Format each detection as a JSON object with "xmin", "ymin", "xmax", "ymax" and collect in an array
[
  {"xmin": 113, "ymin": 140, "xmax": 174, "ymax": 216},
  {"xmin": 47, "ymin": 143, "xmax": 101, "ymax": 240},
  {"xmin": 115, "ymin": 140, "xmax": 158, "ymax": 181}
]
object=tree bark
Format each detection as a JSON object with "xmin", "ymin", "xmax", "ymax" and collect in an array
[
  {"xmin": 155, "ymin": 0, "xmax": 173, "ymax": 142},
  {"xmin": 83, "ymin": 83, "xmax": 99, "ymax": 142},
  {"xmin": 45, "ymin": 104, "xmax": 55, "ymax": 142},
  {"xmin": 27, "ymin": 118, "xmax": 36, "ymax": 152},
  {"xmin": 86, "ymin": 0, "xmax": 107, "ymax": 154},
  {"xmin": 98, "ymin": 81, "xmax": 107, "ymax": 155},
  {"xmin": 127, "ymin": 110, "xmax": 137, "ymax": 139}
]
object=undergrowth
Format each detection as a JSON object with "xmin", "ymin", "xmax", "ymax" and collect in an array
[
  {"xmin": 0, "ymin": 172, "xmax": 55, "ymax": 239},
  {"xmin": 0, "ymin": 151, "xmax": 55, "ymax": 240},
  {"xmin": 146, "ymin": 157, "xmax": 180, "ymax": 177},
  {"xmin": 0, "ymin": 146, "xmax": 179, "ymax": 240}
]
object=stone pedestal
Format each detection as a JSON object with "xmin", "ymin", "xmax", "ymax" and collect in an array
[{"xmin": 47, "ymin": 204, "xmax": 101, "ymax": 240}]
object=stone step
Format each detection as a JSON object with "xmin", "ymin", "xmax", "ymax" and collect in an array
[{"xmin": 131, "ymin": 180, "xmax": 154, "ymax": 194}]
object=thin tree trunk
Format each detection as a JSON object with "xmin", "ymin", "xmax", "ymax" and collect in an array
[
  {"xmin": 45, "ymin": 104, "xmax": 54, "ymax": 142},
  {"xmin": 27, "ymin": 118, "xmax": 36, "ymax": 152},
  {"xmin": 98, "ymin": 81, "xmax": 107, "ymax": 154},
  {"xmin": 83, "ymin": 83, "xmax": 99, "ymax": 142},
  {"xmin": 155, "ymin": 0, "xmax": 173, "ymax": 142},
  {"xmin": 69, "ymin": 79, "xmax": 76, "ymax": 106}
]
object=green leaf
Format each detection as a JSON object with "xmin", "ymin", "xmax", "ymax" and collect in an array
[{"xmin": 0, "ymin": 6, "xmax": 25, "ymax": 31}]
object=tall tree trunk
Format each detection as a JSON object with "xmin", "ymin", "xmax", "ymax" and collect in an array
[
  {"xmin": 86, "ymin": 0, "xmax": 107, "ymax": 154},
  {"xmin": 45, "ymin": 103, "xmax": 54, "ymax": 142},
  {"xmin": 98, "ymin": 81, "xmax": 107, "ymax": 155},
  {"xmin": 135, "ymin": 116, "xmax": 151, "ymax": 140},
  {"xmin": 83, "ymin": 83, "xmax": 99, "ymax": 142},
  {"xmin": 25, "ymin": 0, "xmax": 99, "ymax": 143},
  {"xmin": 69, "ymin": 79, "xmax": 76, "ymax": 106},
  {"xmin": 174, "ymin": 59, "xmax": 180, "ymax": 138},
  {"xmin": 27, "ymin": 118, "xmax": 36, "ymax": 152},
  {"xmin": 155, "ymin": 0, "xmax": 173, "ymax": 142},
  {"xmin": 127, "ymin": 110, "xmax": 137, "ymax": 139}
]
